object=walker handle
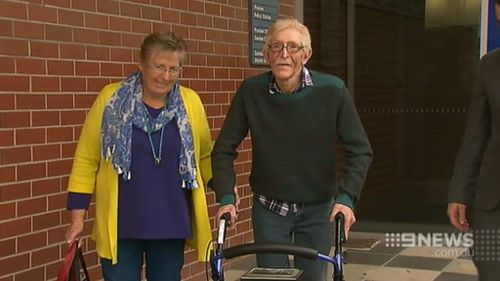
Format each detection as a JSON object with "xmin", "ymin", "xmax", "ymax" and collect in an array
[
  {"xmin": 334, "ymin": 212, "xmax": 345, "ymax": 255},
  {"xmin": 222, "ymin": 243, "xmax": 319, "ymax": 260}
]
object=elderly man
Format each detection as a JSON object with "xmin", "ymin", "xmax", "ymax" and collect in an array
[{"xmin": 211, "ymin": 18, "xmax": 372, "ymax": 281}]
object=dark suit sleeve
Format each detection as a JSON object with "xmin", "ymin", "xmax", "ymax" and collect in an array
[{"xmin": 448, "ymin": 57, "xmax": 491, "ymax": 205}]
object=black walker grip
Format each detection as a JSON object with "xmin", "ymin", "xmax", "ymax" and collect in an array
[
  {"xmin": 334, "ymin": 212, "xmax": 345, "ymax": 256},
  {"xmin": 334, "ymin": 212, "xmax": 345, "ymax": 226},
  {"xmin": 334, "ymin": 212, "xmax": 345, "ymax": 240},
  {"xmin": 222, "ymin": 243, "xmax": 319, "ymax": 260},
  {"xmin": 221, "ymin": 212, "xmax": 231, "ymax": 222}
]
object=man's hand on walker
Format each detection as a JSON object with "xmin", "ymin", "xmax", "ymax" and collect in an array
[{"xmin": 330, "ymin": 204, "xmax": 356, "ymax": 239}]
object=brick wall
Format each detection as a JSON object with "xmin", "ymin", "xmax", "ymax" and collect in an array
[{"xmin": 0, "ymin": 1, "xmax": 296, "ymax": 280}]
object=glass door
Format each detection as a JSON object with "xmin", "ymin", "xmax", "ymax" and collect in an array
[{"xmin": 304, "ymin": 0, "xmax": 482, "ymax": 225}]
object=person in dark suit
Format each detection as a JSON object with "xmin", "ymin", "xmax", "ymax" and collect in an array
[{"xmin": 447, "ymin": 1, "xmax": 500, "ymax": 280}]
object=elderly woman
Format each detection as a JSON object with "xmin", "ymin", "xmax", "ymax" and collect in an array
[
  {"xmin": 211, "ymin": 18, "xmax": 372, "ymax": 281},
  {"xmin": 64, "ymin": 32, "xmax": 212, "ymax": 281}
]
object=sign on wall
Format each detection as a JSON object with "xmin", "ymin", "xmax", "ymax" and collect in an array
[{"xmin": 250, "ymin": 0, "xmax": 279, "ymax": 65}]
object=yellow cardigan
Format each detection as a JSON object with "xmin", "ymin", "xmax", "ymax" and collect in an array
[{"xmin": 67, "ymin": 82, "xmax": 213, "ymax": 263}]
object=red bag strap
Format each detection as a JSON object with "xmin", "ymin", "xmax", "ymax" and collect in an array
[
  {"xmin": 56, "ymin": 241, "xmax": 78, "ymax": 281},
  {"xmin": 74, "ymin": 245, "xmax": 91, "ymax": 280}
]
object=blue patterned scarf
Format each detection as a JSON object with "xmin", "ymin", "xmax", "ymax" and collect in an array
[{"xmin": 101, "ymin": 70, "xmax": 198, "ymax": 189}]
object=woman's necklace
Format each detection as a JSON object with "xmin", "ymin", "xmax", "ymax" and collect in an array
[
  {"xmin": 145, "ymin": 103, "xmax": 166, "ymax": 166},
  {"xmin": 147, "ymin": 126, "xmax": 165, "ymax": 166}
]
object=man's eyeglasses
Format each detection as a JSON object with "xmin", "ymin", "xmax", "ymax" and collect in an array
[
  {"xmin": 268, "ymin": 42, "xmax": 305, "ymax": 54},
  {"xmin": 149, "ymin": 63, "xmax": 181, "ymax": 76}
]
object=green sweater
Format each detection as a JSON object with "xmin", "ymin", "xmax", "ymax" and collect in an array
[{"xmin": 212, "ymin": 70, "xmax": 372, "ymax": 208}]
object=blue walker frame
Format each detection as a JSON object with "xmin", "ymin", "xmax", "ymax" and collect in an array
[{"xmin": 209, "ymin": 212, "xmax": 346, "ymax": 281}]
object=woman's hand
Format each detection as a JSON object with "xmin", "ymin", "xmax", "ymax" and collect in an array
[{"xmin": 65, "ymin": 209, "xmax": 86, "ymax": 244}]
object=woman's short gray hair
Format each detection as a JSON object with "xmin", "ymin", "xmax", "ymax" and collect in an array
[{"xmin": 140, "ymin": 32, "xmax": 187, "ymax": 65}]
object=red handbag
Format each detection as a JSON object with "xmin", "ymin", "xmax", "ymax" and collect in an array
[{"xmin": 57, "ymin": 241, "xmax": 91, "ymax": 281}]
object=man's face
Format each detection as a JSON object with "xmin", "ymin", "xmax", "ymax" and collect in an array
[{"xmin": 265, "ymin": 28, "xmax": 312, "ymax": 85}]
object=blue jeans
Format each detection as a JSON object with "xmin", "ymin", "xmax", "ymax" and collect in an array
[
  {"xmin": 101, "ymin": 239, "xmax": 184, "ymax": 281},
  {"xmin": 252, "ymin": 196, "xmax": 334, "ymax": 281}
]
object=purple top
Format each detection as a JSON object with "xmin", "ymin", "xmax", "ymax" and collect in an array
[{"xmin": 67, "ymin": 105, "xmax": 192, "ymax": 239}]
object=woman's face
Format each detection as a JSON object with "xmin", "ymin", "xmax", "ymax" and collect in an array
[{"xmin": 139, "ymin": 49, "xmax": 183, "ymax": 100}]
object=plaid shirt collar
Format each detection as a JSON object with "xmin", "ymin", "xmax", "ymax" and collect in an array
[{"xmin": 268, "ymin": 67, "xmax": 313, "ymax": 95}]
